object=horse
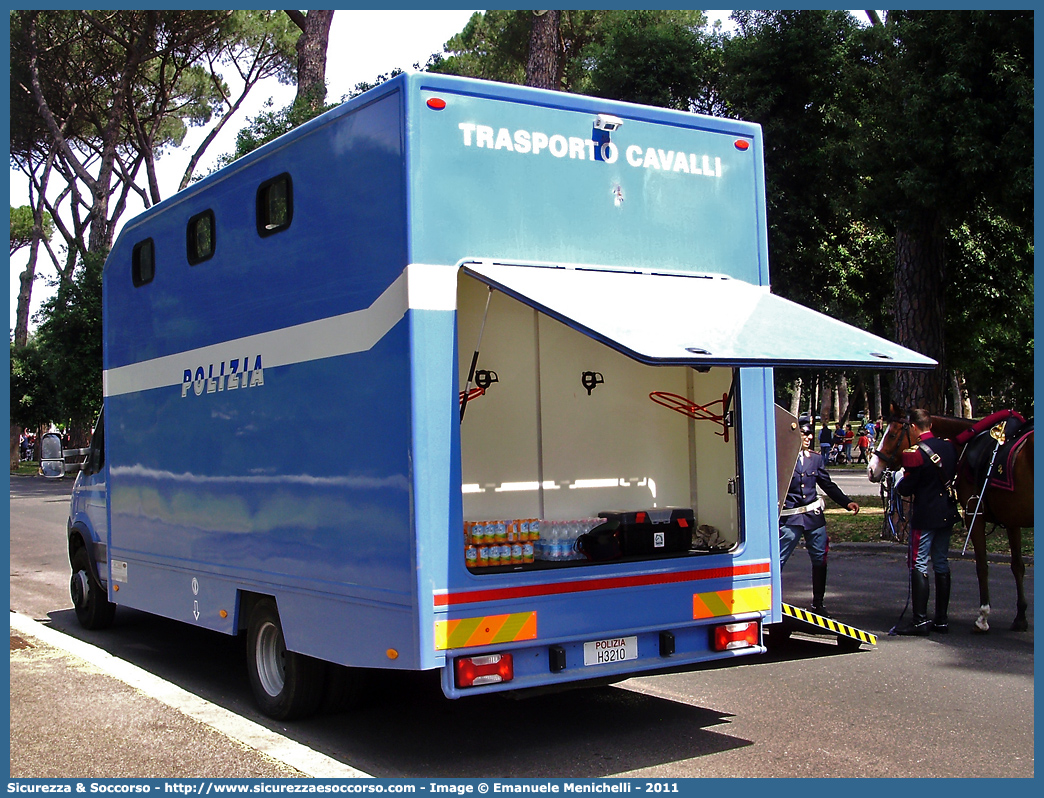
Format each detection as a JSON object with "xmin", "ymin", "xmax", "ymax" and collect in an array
[{"xmin": 867, "ymin": 405, "xmax": 1032, "ymax": 633}]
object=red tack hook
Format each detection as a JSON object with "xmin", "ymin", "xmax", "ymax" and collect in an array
[
  {"xmin": 459, "ymin": 386, "xmax": 485, "ymax": 407},
  {"xmin": 649, "ymin": 391, "xmax": 730, "ymax": 443}
]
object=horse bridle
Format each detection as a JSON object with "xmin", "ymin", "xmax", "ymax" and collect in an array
[{"xmin": 872, "ymin": 417, "xmax": 911, "ymax": 470}]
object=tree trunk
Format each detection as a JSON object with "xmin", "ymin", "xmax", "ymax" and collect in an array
[
  {"xmin": 789, "ymin": 377, "xmax": 802, "ymax": 417},
  {"xmin": 951, "ymin": 370, "xmax": 971, "ymax": 418},
  {"xmin": 873, "ymin": 373, "xmax": 883, "ymax": 419},
  {"xmin": 15, "ymin": 264, "xmax": 37, "ymax": 348},
  {"xmin": 851, "ymin": 372, "xmax": 868, "ymax": 422},
  {"xmin": 525, "ymin": 11, "xmax": 561, "ymax": 90},
  {"xmin": 288, "ymin": 10, "xmax": 334, "ymax": 109},
  {"xmin": 14, "ymin": 152, "xmax": 56, "ymax": 347},
  {"xmin": 11, "ymin": 425, "xmax": 22, "ymax": 471},
  {"xmin": 893, "ymin": 212, "xmax": 947, "ymax": 413},
  {"xmin": 88, "ymin": 15, "xmax": 153, "ymax": 255},
  {"xmin": 819, "ymin": 379, "xmax": 832, "ymax": 424}
]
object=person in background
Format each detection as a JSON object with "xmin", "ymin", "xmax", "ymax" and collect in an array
[
  {"xmin": 779, "ymin": 423, "xmax": 860, "ymax": 616},
  {"xmin": 833, "ymin": 422, "xmax": 846, "ymax": 452},
  {"xmin": 857, "ymin": 430, "xmax": 870, "ymax": 464},
  {"xmin": 843, "ymin": 423, "xmax": 855, "ymax": 461},
  {"xmin": 892, "ymin": 409, "xmax": 960, "ymax": 636},
  {"xmin": 819, "ymin": 423, "xmax": 833, "ymax": 458}
]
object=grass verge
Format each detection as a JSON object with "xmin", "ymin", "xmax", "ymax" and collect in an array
[{"xmin": 826, "ymin": 495, "xmax": 1033, "ymax": 558}]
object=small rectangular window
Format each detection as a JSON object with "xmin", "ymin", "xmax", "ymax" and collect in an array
[
  {"xmin": 187, "ymin": 210, "xmax": 216, "ymax": 265},
  {"xmin": 256, "ymin": 173, "xmax": 293, "ymax": 237},
  {"xmin": 132, "ymin": 239, "xmax": 155, "ymax": 287}
]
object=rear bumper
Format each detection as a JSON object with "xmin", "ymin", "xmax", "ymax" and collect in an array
[{"xmin": 440, "ymin": 612, "xmax": 766, "ymax": 698}]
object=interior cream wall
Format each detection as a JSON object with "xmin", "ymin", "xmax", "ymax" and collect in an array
[{"xmin": 457, "ymin": 274, "xmax": 738, "ymax": 541}]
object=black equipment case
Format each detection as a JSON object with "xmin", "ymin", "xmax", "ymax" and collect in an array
[{"xmin": 598, "ymin": 508, "xmax": 694, "ymax": 556}]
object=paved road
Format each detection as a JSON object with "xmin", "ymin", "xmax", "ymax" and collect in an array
[
  {"xmin": 10, "ymin": 475, "xmax": 1034, "ymax": 778},
  {"xmin": 822, "ymin": 467, "xmax": 878, "ymax": 498}
]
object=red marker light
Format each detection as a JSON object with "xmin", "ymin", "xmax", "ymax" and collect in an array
[
  {"xmin": 712, "ymin": 621, "xmax": 759, "ymax": 651},
  {"xmin": 426, "ymin": 97, "xmax": 447, "ymax": 110},
  {"xmin": 735, "ymin": 139, "xmax": 750, "ymax": 151},
  {"xmin": 455, "ymin": 653, "xmax": 514, "ymax": 688}
]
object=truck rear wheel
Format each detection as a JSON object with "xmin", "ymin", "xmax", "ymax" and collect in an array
[
  {"xmin": 246, "ymin": 598, "xmax": 325, "ymax": 720},
  {"xmin": 70, "ymin": 547, "xmax": 116, "ymax": 630}
]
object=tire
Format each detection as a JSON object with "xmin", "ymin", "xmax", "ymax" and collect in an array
[
  {"xmin": 69, "ymin": 547, "xmax": 116, "ymax": 630},
  {"xmin": 321, "ymin": 663, "xmax": 371, "ymax": 714},
  {"xmin": 245, "ymin": 598, "xmax": 326, "ymax": 720}
]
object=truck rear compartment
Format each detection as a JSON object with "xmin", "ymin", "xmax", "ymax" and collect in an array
[
  {"xmin": 457, "ymin": 272, "xmax": 740, "ymax": 572},
  {"xmin": 436, "ymin": 271, "xmax": 768, "ymax": 698}
]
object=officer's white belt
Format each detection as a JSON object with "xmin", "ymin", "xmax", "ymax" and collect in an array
[{"xmin": 780, "ymin": 498, "xmax": 825, "ymax": 517}]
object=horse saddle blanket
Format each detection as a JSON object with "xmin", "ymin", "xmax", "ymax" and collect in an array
[{"xmin": 962, "ymin": 414, "xmax": 1033, "ymax": 492}]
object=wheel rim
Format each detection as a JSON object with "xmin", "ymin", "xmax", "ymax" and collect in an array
[
  {"xmin": 70, "ymin": 570, "xmax": 90, "ymax": 609},
  {"xmin": 255, "ymin": 620, "xmax": 286, "ymax": 697}
]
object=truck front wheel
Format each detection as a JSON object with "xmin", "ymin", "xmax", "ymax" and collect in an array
[
  {"xmin": 70, "ymin": 547, "xmax": 116, "ymax": 630},
  {"xmin": 246, "ymin": 598, "xmax": 326, "ymax": 720}
]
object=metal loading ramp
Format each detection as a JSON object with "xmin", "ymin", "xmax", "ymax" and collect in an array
[{"xmin": 771, "ymin": 603, "xmax": 878, "ymax": 652}]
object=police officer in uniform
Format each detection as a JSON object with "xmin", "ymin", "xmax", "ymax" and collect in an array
[
  {"xmin": 892, "ymin": 409, "xmax": 960, "ymax": 636},
  {"xmin": 779, "ymin": 423, "xmax": 859, "ymax": 616}
]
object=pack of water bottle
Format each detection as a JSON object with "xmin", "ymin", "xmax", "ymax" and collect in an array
[{"xmin": 535, "ymin": 518, "xmax": 604, "ymax": 561}]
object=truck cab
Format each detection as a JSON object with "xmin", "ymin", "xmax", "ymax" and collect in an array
[{"xmin": 68, "ymin": 410, "xmax": 115, "ymax": 629}]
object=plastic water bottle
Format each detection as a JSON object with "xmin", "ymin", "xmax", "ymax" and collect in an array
[
  {"xmin": 537, "ymin": 521, "xmax": 552, "ymax": 561},
  {"xmin": 564, "ymin": 520, "xmax": 580, "ymax": 560},
  {"xmin": 556, "ymin": 521, "xmax": 570, "ymax": 561}
]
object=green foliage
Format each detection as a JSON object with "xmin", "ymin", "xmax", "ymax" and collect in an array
[
  {"xmin": 720, "ymin": 11, "xmax": 868, "ymax": 316},
  {"xmin": 214, "ymin": 61, "xmax": 407, "ymax": 168},
  {"xmin": 10, "ymin": 11, "xmax": 234, "ymax": 162},
  {"xmin": 583, "ymin": 13, "xmax": 723, "ymax": 114},
  {"xmin": 13, "ymin": 10, "xmax": 1032, "ymax": 430},
  {"xmin": 347, "ymin": 68, "xmax": 405, "ymax": 100},
  {"xmin": 211, "ymin": 91, "xmax": 337, "ymax": 169},
  {"xmin": 29, "ymin": 252, "xmax": 105, "ymax": 431},
  {"xmin": 430, "ymin": 11, "xmax": 530, "ymax": 85},
  {"xmin": 224, "ymin": 10, "xmax": 300, "ymax": 88},
  {"xmin": 11, "ymin": 10, "xmax": 300, "ymax": 253},
  {"xmin": 9, "ymin": 205, "xmax": 53, "ymax": 255},
  {"xmin": 856, "ymin": 11, "xmax": 1033, "ymax": 413},
  {"xmin": 859, "ymin": 11, "xmax": 1033, "ymax": 229},
  {"xmin": 945, "ymin": 207, "xmax": 1034, "ymax": 414},
  {"xmin": 10, "ymin": 337, "xmax": 58, "ymax": 432},
  {"xmin": 181, "ymin": 10, "xmax": 301, "ymax": 168},
  {"xmin": 9, "ymin": 11, "xmax": 89, "ymax": 160},
  {"xmin": 432, "ymin": 10, "xmax": 712, "ymax": 99}
]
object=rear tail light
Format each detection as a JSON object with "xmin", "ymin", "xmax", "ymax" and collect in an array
[
  {"xmin": 455, "ymin": 653, "xmax": 514, "ymax": 688},
  {"xmin": 712, "ymin": 621, "xmax": 759, "ymax": 651}
]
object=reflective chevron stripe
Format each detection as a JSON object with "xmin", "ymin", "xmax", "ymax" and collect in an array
[
  {"xmin": 781, "ymin": 603, "xmax": 878, "ymax": 645},
  {"xmin": 692, "ymin": 585, "xmax": 772, "ymax": 619},
  {"xmin": 435, "ymin": 611, "xmax": 538, "ymax": 651}
]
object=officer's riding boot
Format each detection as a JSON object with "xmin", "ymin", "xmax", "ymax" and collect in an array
[
  {"xmin": 932, "ymin": 572, "xmax": 951, "ymax": 634},
  {"xmin": 895, "ymin": 571, "xmax": 931, "ymax": 636},
  {"xmin": 810, "ymin": 563, "xmax": 829, "ymax": 617}
]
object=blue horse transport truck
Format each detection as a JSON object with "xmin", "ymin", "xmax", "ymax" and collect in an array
[{"xmin": 68, "ymin": 74, "xmax": 933, "ymax": 719}]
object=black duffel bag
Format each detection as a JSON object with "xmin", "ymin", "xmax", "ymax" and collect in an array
[{"xmin": 576, "ymin": 521, "xmax": 623, "ymax": 561}]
